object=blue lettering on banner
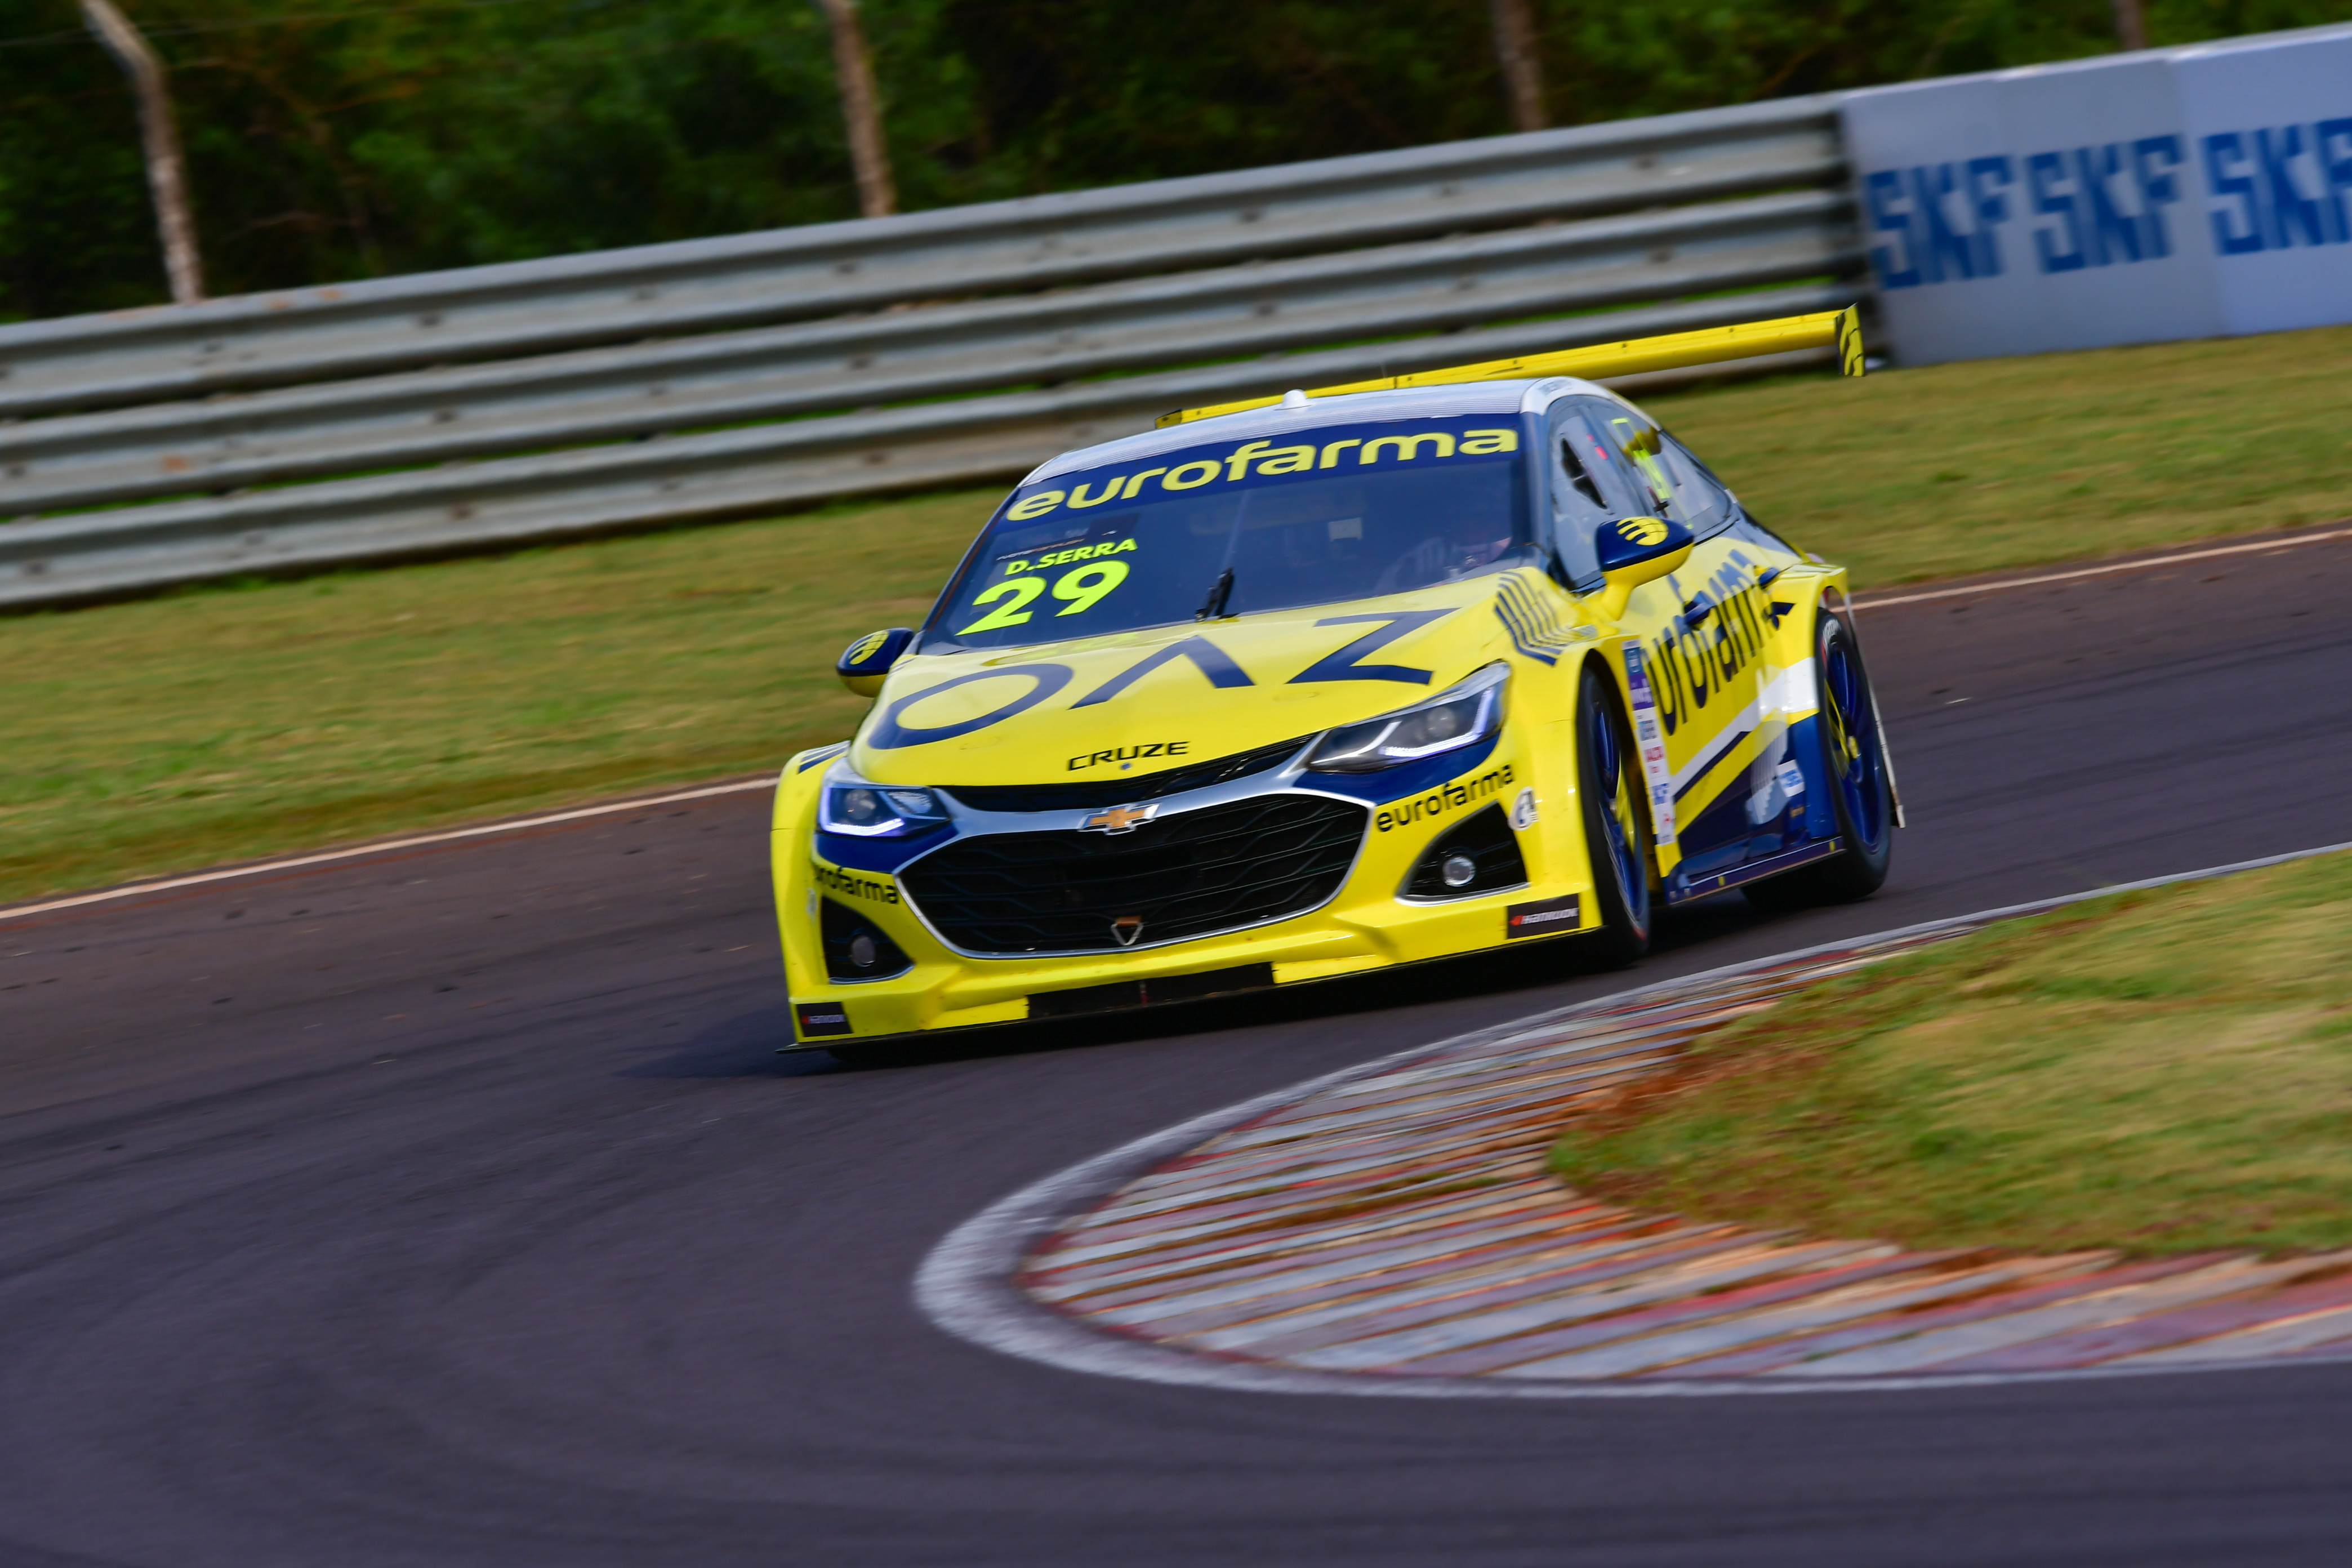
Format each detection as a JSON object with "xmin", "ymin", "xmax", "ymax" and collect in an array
[
  {"xmin": 2202, "ymin": 120, "xmax": 2352, "ymax": 254},
  {"xmin": 1866, "ymin": 134, "xmax": 2195, "ymax": 287}
]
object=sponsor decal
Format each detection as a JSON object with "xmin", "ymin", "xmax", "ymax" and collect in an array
[
  {"xmin": 1505, "ymin": 894, "xmax": 1582, "ymax": 937},
  {"xmin": 1288, "ymin": 609, "xmax": 1454, "ymax": 686},
  {"xmin": 867, "ymin": 605, "xmax": 1463, "ymax": 752},
  {"xmin": 795, "ymin": 1002, "xmax": 853, "ymax": 1037},
  {"xmin": 1775, "ymin": 759, "xmax": 1807, "ymax": 797},
  {"xmin": 1068, "ymin": 740, "xmax": 1191, "ymax": 772},
  {"xmin": 866, "ymin": 662, "xmax": 1075, "ymax": 749},
  {"xmin": 1642, "ymin": 550, "xmax": 1787, "ymax": 740},
  {"xmin": 1373, "ymin": 763, "xmax": 1514, "ymax": 832},
  {"xmin": 1080, "ymin": 803, "xmax": 1160, "ymax": 834},
  {"xmin": 1613, "ymin": 515, "xmax": 1671, "ymax": 547},
  {"xmin": 1508, "ymin": 786, "xmax": 1539, "ymax": 831},
  {"xmin": 1000, "ymin": 422, "xmax": 1522, "ymax": 523},
  {"xmin": 1622, "ymin": 645, "xmax": 1680, "ymax": 848},
  {"xmin": 812, "ymin": 859, "xmax": 900, "ymax": 905},
  {"xmin": 1073, "ymin": 635, "xmax": 1253, "ymax": 708}
]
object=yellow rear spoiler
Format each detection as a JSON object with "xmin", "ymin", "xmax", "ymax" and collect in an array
[{"xmin": 1156, "ymin": 305, "xmax": 1864, "ymax": 429}]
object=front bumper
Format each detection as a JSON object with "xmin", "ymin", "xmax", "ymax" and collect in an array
[{"xmin": 774, "ymin": 732, "xmax": 1602, "ymax": 1047}]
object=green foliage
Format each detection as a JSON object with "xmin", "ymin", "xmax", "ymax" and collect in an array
[{"xmin": 4, "ymin": 0, "xmax": 2348, "ymax": 317}]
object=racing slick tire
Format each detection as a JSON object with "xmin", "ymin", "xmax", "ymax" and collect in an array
[
  {"xmin": 1578, "ymin": 659, "xmax": 1653, "ymax": 966},
  {"xmin": 1747, "ymin": 611, "xmax": 1893, "ymax": 910}
]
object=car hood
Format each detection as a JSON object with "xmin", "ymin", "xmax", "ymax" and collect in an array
[{"xmin": 847, "ymin": 575, "xmax": 1547, "ymax": 788}]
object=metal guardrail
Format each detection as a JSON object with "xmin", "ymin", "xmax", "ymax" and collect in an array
[{"xmin": 0, "ymin": 95, "xmax": 1861, "ymax": 609}]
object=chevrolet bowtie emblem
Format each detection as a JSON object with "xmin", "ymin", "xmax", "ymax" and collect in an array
[{"xmin": 1080, "ymin": 802, "xmax": 1158, "ymax": 834}]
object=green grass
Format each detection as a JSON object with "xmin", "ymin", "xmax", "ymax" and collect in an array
[
  {"xmin": 5, "ymin": 324, "xmax": 2352, "ymax": 907},
  {"xmin": 1551, "ymin": 851, "xmax": 2352, "ymax": 1256},
  {"xmin": 0, "ymin": 492, "xmax": 983, "ymax": 902},
  {"xmin": 1665, "ymin": 322, "xmax": 2352, "ymax": 586}
]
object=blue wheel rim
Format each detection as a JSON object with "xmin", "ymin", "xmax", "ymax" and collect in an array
[
  {"xmin": 1823, "ymin": 635, "xmax": 1886, "ymax": 850},
  {"xmin": 1585, "ymin": 689, "xmax": 1647, "ymax": 925}
]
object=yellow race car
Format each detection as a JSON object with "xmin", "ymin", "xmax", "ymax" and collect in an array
[{"xmin": 773, "ymin": 310, "xmax": 1898, "ymax": 1049}]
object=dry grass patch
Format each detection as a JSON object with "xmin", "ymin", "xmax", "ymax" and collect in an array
[{"xmin": 1551, "ymin": 850, "xmax": 2352, "ymax": 1256}]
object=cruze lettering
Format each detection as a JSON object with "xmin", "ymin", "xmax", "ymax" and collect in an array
[
  {"xmin": 1067, "ymin": 741, "xmax": 1192, "ymax": 772},
  {"xmin": 1374, "ymin": 764, "xmax": 1516, "ymax": 832}
]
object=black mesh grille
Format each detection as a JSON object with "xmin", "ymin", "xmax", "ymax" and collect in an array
[
  {"xmin": 902, "ymin": 794, "xmax": 1367, "ymax": 954},
  {"xmin": 940, "ymin": 736, "xmax": 1307, "ymax": 815}
]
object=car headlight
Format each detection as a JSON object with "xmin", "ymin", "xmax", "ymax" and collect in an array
[
  {"xmin": 818, "ymin": 765, "xmax": 950, "ymax": 837},
  {"xmin": 1304, "ymin": 663, "xmax": 1509, "ymax": 773}
]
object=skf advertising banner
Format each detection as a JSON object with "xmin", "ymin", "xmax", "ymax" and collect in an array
[{"xmin": 1842, "ymin": 25, "xmax": 2352, "ymax": 364}]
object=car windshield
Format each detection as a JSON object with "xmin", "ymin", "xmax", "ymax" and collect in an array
[{"xmin": 925, "ymin": 417, "xmax": 1533, "ymax": 652}]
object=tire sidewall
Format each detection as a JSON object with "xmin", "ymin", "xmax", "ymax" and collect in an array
[
  {"xmin": 1815, "ymin": 611, "xmax": 1892, "ymax": 879},
  {"xmin": 1578, "ymin": 660, "xmax": 1651, "ymax": 955}
]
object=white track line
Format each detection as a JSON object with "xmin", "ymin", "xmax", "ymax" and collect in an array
[
  {"xmin": 914, "ymin": 839, "xmax": 2352, "ymax": 1400},
  {"xmin": 0, "ymin": 774, "xmax": 777, "ymax": 924},
  {"xmin": 1854, "ymin": 527, "xmax": 2352, "ymax": 611}
]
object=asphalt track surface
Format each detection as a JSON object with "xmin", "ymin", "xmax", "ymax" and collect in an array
[{"xmin": 3, "ymin": 531, "xmax": 2349, "ymax": 1567}]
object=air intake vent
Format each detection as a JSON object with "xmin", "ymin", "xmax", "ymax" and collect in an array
[
  {"xmin": 1402, "ymin": 803, "xmax": 1528, "ymax": 900},
  {"xmin": 821, "ymin": 898, "xmax": 914, "ymax": 981}
]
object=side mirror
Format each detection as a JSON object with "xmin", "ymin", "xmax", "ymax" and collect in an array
[
  {"xmin": 836, "ymin": 627, "xmax": 913, "ymax": 698},
  {"xmin": 1589, "ymin": 515, "xmax": 1694, "ymax": 621}
]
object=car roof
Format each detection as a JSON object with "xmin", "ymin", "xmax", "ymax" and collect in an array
[{"xmin": 1020, "ymin": 377, "xmax": 1626, "ymax": 485}]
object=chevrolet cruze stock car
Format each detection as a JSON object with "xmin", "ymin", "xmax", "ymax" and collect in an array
[{"xmin": 774, "ymin": 310, "xmax": 1900, "ymax": 1049}]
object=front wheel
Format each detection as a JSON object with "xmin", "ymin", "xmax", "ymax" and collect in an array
[
  {"xmin": 1577, "ymin": 660, "xmax": 1652, "ymax": 966},
  {"xmin": 1747, "ymin": 611, "xmax": 1892, "ymax": 910}
]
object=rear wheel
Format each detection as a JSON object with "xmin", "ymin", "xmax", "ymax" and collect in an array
[
  {"xmin": 1747, "ymin": 611, "xmax": 1892, "ymax": 910},
  {"xmin": 1577, "ymin": 660, "xmax": 1652, "ymax": 966}
]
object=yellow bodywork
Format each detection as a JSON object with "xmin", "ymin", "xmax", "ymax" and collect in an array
[
  {"xmin": 772, "ymin": 310, "xmax": 1871, "ymax": 1046},
  {"xmin": 772, "ymin": 558, "xmax": 1851, "ymax": 1045}
]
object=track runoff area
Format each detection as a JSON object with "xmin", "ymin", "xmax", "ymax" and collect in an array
[
  {"xmin": 922, "ymin": 839, "xmax": 2352, "ymax": 1399},
  {"xmin": 0, "ymin": 519, "xmax": 2347, "ymax": 1566}
]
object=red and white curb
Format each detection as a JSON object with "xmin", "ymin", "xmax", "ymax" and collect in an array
[{"xmin": 917, "ymin": 841, "xmax": 2352, "ymax": 1398}]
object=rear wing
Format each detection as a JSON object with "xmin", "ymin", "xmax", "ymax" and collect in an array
[{"xmin": 1156, "ymin": 305, "xmax": 1864, "ymax": 429}]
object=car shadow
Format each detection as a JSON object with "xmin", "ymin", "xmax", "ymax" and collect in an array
[{"xmin": 698, "ymin": 890, "xmax": 1776, "ymax": 1075}]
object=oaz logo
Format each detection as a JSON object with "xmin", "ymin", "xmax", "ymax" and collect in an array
[{"xmin": 1614, "ymin": 516, "xmax": 1671, "ymax": 547}]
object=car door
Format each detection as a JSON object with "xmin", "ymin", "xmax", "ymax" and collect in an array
[{"xmin": 1544, "ymin": 395, "xmax": 1767, "ymax": 890}]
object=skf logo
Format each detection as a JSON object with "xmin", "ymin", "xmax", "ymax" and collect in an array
[
  {"xmin": 1080, "ymin": 803, "xmax": 1159, "ymax": 834},
  {"xmin": 1614, "ymin": 515, "xmax": 1670, "ymax": 547}
]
